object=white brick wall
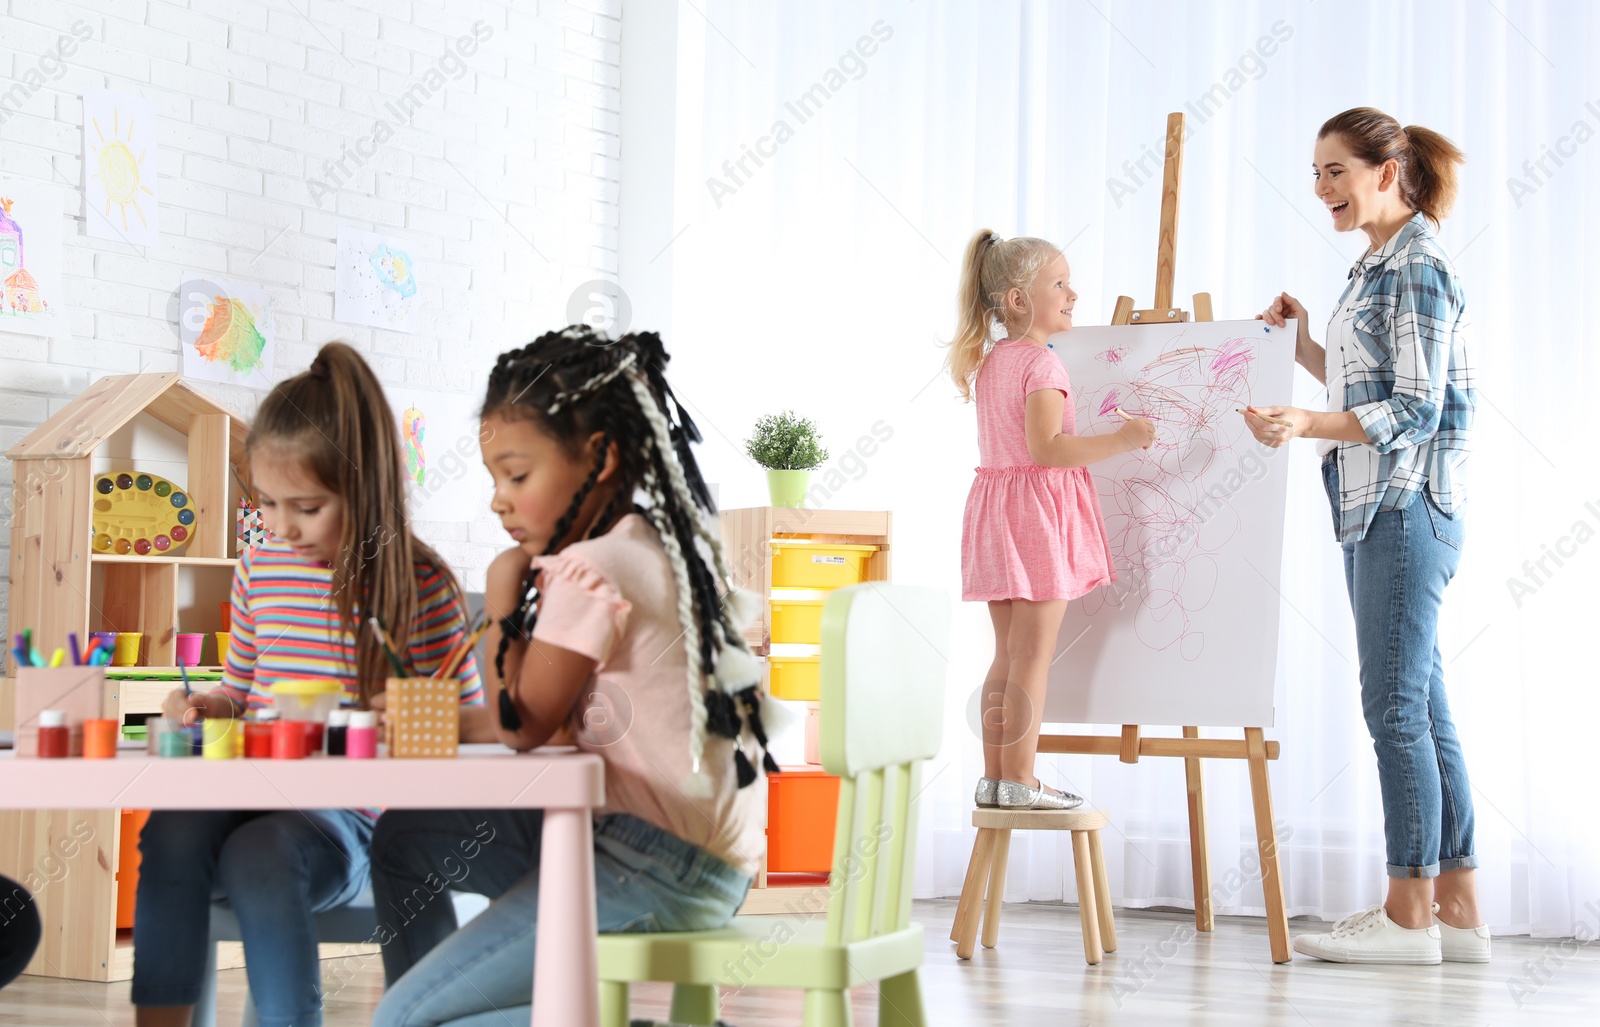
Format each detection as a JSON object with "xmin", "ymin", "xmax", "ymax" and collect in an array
[{"xmin": 0, "ymin": 0, "xmax": 622, "ymax": 648}]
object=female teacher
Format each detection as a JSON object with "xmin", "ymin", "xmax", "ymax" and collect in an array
[{"xmin": 1244, "ymin": 107, "xmax": 1485, "ymax": 965}]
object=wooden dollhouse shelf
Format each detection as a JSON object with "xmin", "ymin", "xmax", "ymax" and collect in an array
[{"xmin": 92, "ymin": 554, "xmax": 238, "ymax": 567}]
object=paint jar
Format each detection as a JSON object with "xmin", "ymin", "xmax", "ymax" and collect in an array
[
  {"xmin": 112, "ymin": 632, "xmax": 143, "ymax": 667},
  {"xmin": 175, "ymin": 633, "xmax": 206, "ymax": 667},
  {"xmin": 326, "ymin": 709, "xmax": 350, "ymax": 757},
  {"xmin": 83, "ymin": 718, "xmax": 119, "ymax": 759},
  {"xmin": 152, "ymin": 718, "xmax": 191, "ymax": 758},
  {"xmin": 36, "ymin": 710, "xmax": 69, "ymax": 759},
  {"xmin": 203, "ymin": 718, "xmax": 236, "ymax": 759},
  {"xmin": 147, "ymin": 717, "xmax": 177, "ymax": 756},
  {"xmin": 271, "ymin": 717, "xmax": 307, "ymax": 759},
  {"xmin": 187, "ymin": 724, "xmax": 205, "ymax": 755},
  {"xmin": 215, "ymin": 632, "xmax": 232, "ymax": 668},
  {"xmin": 243, "ymin": 711, "xmax": 277, "ymax": 758},
  {"xmin": 346, "ymin": 711, "xmax": 378, "ymax": 759}
]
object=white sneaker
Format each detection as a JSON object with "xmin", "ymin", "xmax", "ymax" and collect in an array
[
  {"xmin": 1433, "ymin": 903, "xmax": 1491, "ymax": 962},
  {"xmin": 1292, "ymin": 904, "xmax": 1442, "ymax": 964}
]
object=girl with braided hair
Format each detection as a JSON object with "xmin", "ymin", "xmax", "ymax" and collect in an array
[{"xmin": 370, "ymin": 325, "xmax": 775, "ymax": 1026}]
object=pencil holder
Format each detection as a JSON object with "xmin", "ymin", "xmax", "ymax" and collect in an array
[
  {"xmin": 13, "ymin": 666, "xmax": 111, "ymax": 757},
  {"xmin": 384, "ymin": 677, "xmax": 459, "ymax": 758}
]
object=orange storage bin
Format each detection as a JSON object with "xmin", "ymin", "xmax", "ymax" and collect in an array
[
  {"xmin": 766, "ymin": 769, "xmax": 840, "ymax": 873},
  {"xmin": 116, "ymin": 809, "xmax": 151, "ymax": 929}
]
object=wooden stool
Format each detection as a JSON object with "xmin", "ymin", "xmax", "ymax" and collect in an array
[{"xmin": 950, "ymin": 808, "xmax": 1118, "ymax": 964}]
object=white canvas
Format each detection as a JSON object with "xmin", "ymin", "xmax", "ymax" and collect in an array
[
  {"xmin": 1041, "ymin": 319, "xmax": 1297, "ymax": 728},
  {"xmin": 335, "ymin": 227, "xmax": 421, "ymax": 332},
  {"xmin": 0, "ymin": 179, "xmax": 64, "ymax": 338},
  {"xmin": 83, "ymin": 89, "xmax": 160, "ymax": 246},
  {"xmin": 178, "ymin": 273, "xmax": 275, "ymax": 387}
]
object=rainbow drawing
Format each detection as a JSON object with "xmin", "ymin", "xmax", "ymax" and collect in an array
[{"xmin": 402, "ymin": 406, "xmax": 426, "ymax": 486}]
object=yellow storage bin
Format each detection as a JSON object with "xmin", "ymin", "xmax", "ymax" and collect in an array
[
  {"xmin": 770, "ymin": 591, "xmax": 826, "ymax": 645},
  {"xmin": 767, "ymin": 651, "xmax": 821, "ymax": 701},
  {"xmin": 769, "ymin": 541, "xmax": 877, "ymax": 589}
]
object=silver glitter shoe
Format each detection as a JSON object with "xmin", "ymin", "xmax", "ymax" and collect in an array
[
  {"xmin": 994, "ymin": 779, "xmax": 1084, "ymax": 810},
  {"xmin": 975, "ymin": 777, "xmax": 1000, "ymax": 807}
]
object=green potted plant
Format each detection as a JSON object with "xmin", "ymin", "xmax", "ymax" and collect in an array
[{"xmin": 744, "ymin": 410, "xmax": 828, "ymax": 508}]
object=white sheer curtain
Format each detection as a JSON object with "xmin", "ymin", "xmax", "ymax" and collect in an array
[{"xmin": 651, "ymin": 0, "xmax": 1598, "ymax": 936}]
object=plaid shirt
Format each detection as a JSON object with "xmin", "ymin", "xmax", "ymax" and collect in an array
[{"xmin": 1327, "ymin": 212, "xmax": 1475, "ymax": 542}]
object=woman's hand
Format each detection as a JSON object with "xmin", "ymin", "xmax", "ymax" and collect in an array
[
  {"xmin": 1257, "ymin": 291, "xmax": 1307, "ymax": 329},
  {"xmin": 1116, "ymin": 417, "xmax": 1157, "ymax": 452},
  {"xmin": 1258, "ymin": 292, "xmax": 1323, "ymax": 378},
  {"xmin": 1241, "ymin": 405, "xmax": 1309, "ymax": 448}
]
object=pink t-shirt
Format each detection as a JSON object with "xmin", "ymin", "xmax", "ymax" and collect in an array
[
  {"xmin": 531, "ymin": 514, "xmax": 763, "ymax": 876},
  {"xmin": 975, "ymin": 340, "xmax": 1078, "ymax": 466}
]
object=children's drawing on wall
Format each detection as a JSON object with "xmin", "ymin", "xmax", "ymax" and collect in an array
[
  {"xmin": 403, "ymin": 406, "xmax": 426, "ymax": 486},
  {"xmin": 335, "ymin": 227, "xmax": 421, "ymax": 332},
  {"xmin": 0, "ymin": 180, "xmax": 64, "ymax": 337},
  {"xmin": 403, "ymin": 390, "xmax": 494, "ymax": 523},
  {"xmin": 178, "ymin": 274, "xmax": 275, "ymax": 387},
  {"xmin": 83, "ymin": 89, "xmax": 160, "ymax": 246},
  {"xmin": 1044, "ymin": 321, "xmax": 1296, "ymax": 729}
]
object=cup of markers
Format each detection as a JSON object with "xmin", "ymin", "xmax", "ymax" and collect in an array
[{"xmin": 11, "ymin": 629, "xmax": 118, "ymax": 670}]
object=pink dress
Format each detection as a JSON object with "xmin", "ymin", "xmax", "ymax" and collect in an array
[{"xmin": 961, "ymin": 340, "xmax": 1116, "ymax": 602}]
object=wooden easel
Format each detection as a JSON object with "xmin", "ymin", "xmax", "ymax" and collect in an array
[{"xmin": 1040, "ymin": 112, "xmax": 1291, "ymax": 963}]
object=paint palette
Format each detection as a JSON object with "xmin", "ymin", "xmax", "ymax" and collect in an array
[{"xmin": 91, "ymin": 471, "xmax": 197, "ymax": 556}]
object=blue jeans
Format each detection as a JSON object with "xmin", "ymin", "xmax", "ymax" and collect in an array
[
  {"xmin": 1324, "ymin": 458, "xmax": 1478, "ymax": 879},
  {"xmin": 370, "ymin": 810, "xmax": 751, "ymax": 1027},
  {"xmin": 131, "ymin": 810, "xmax": 373, "ymax": 1026}
]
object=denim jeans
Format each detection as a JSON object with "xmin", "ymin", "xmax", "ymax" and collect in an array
[
  {"xmin": 1324, "ymin": 457, "xmax": 1478, "ymax": 879},
  {"xmin": 130, "ymin": 810, "xmax": 373, "ymax": 1026},
  {"xmin": 370, "ymin": 810, "xmax": 751, "ymax": 1027}
]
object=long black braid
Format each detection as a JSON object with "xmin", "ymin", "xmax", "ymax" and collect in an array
[{"xmin": 481, "ymin": 325, "xmax": 773, "ymax": 787}]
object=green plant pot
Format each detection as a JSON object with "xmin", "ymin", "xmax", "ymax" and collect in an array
[{"xmin": 766, "ymin": 469, "xmax": 811, "ymax": 509}]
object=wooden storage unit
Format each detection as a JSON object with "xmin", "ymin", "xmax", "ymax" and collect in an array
[
  {"xmin": 4, "ymin": 373, "xmax": 250, "ymax": 981},
  {"xmin": 719, "ymin": 508, "xmax": 890, "ymax": 915}
]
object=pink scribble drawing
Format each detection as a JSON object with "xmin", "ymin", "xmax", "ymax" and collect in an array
[
  {"xmin": 1097, "ymin": 346, "xmax": 1128, "ymax": 364},
  {"xmin": 1077, "ymin": 331, "xmax": 1261, "ymax": 661}
]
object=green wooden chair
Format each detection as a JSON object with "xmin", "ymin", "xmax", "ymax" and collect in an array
[{"xmin": 597, "ymin": 582, "xmax": 949, "ymax": 1027}]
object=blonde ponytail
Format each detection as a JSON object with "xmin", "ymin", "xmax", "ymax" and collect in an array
[{"xmin": 945, "ymin": 229, "xmax": 1063, "ymax": 401}]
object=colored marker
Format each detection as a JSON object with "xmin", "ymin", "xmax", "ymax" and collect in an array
[
  {"xmin": 48, "ymin": 648, "xmax": 66, "ymax": 667},
  {"xmin": 69, "ymin": 633, "xmax": 82, "ymax": 666}
]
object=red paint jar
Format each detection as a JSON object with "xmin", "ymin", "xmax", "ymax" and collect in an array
[
  {"xmin": 244, "ymin": 713, "xmax": 276, "ymax": 758},
  {"xmin": 37, "ymin": 710, "xmax": 69, "ymax": 759},
  {"xmin": 300, "ymin": 720, "xmax": 325, "ymax": 755},
  {"xmin": 271, "ymin": 717, "xmax": 307, "ymax": 759}
]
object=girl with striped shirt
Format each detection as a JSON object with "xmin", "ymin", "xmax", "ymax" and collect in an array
[{"xmin": 132, "ymin": 343, "xmax": 484, "ymax": 1027}]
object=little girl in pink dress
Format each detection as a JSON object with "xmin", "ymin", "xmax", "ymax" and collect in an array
[{"xmin": 949, "ymin": 230, "xmax": 1155, "ymax": 810}]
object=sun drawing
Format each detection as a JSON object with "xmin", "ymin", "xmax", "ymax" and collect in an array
[{"xmin": 91, "ymin": 109, "xmax": 153, "ymax": 232}]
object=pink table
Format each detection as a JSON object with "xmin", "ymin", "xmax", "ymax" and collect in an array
[{"xmin": 0, "ymin": 745, "xmax": 605, "ymax": 1027}]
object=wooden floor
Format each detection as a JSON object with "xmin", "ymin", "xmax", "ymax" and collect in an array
[{"xmin": 3, "ymin": 900, "xmax": 1595, "ymax": 1024}]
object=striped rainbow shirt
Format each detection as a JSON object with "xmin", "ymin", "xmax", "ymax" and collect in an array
[{"xmin": 220, "ymin": 535, "xmax": 483, "ymax": 712}]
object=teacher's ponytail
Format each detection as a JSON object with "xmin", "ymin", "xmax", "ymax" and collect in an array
[
  {"xmin": 1319, "ymin": 107, "xmax": 1465, "ymax": 228},
  {"xmin": 1400, "ymin": 124, "xmax": 1465, "ymax": 227}
]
